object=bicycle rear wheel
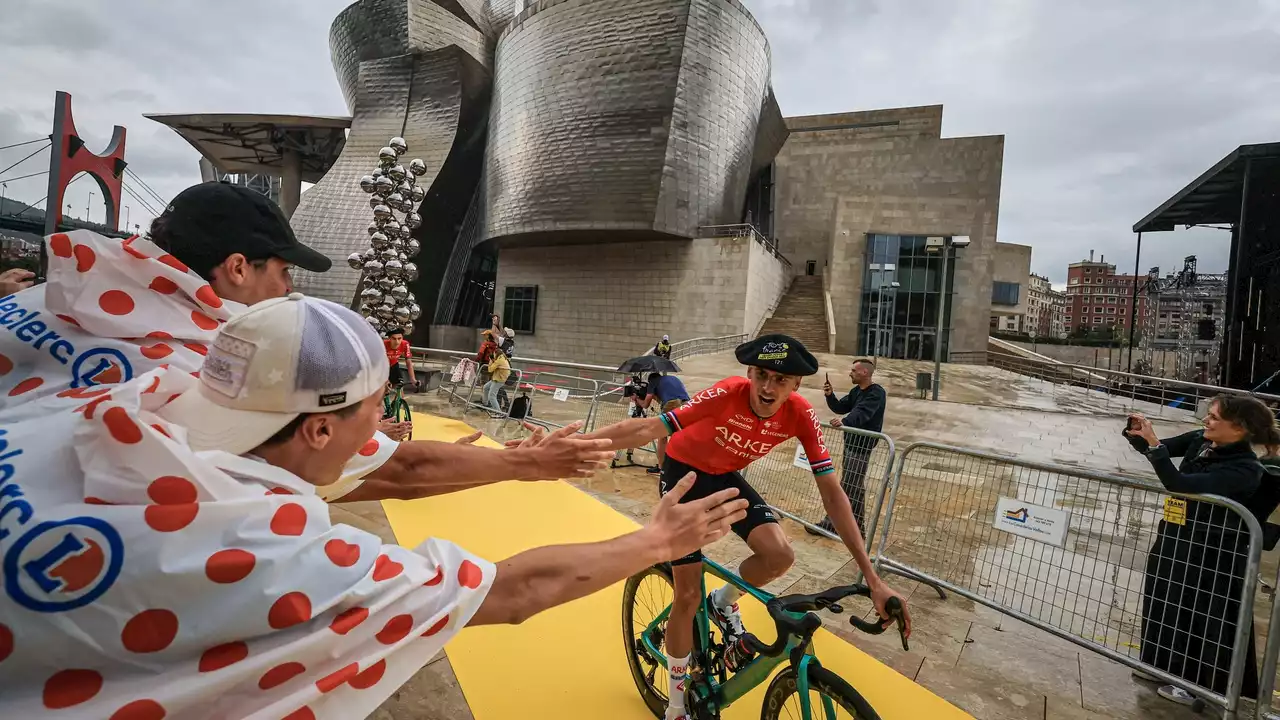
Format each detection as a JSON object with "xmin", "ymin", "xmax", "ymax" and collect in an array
[
  {"xmin": 622, "ymin": 564, "xmax": 675, "ymax": 717},
  {"xmin": 760, "ymin": 666, "xmax": 879, "ymax": 720}
]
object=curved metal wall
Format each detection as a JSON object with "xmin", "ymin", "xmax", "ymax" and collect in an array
[{"xmin": 479, "ymin": 0, "xmax": 776, "ymax": 245}]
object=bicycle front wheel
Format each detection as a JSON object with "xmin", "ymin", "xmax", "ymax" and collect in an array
[
  {"xmin": 622, "ymin": 564, "xmax": 675, "ymax": 717},
  {"xmin": 760, "ymin": 666, "xmax": 879, "ymax": 720}
]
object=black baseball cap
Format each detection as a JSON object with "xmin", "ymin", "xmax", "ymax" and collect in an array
[
  {"xmin": 153, "ymin": 181, "xmax": 331, "ymax": 278},
  {"xmin": 735, "ymin": 334, "xmax": 819, "ymax": 376}
]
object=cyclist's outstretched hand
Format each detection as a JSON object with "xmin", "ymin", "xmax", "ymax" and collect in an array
[
  {"xmin": 454, "ymin": 430, "xmax": 483, "ymax": 445},
  {"xmin": 647, "ymin": 472, "xmax": 748, "ymax": 561},
  {"xmin": 871, "ymin": 582, "xmax": 912, "ymax": 638}
]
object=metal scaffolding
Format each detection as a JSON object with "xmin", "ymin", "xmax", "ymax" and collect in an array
[{"xmin": 1138, "ymin": 255, "xmax": 1228, "ymax": 382}]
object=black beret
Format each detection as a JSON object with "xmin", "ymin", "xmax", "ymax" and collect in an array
[{"xmin": 734, "ymin": 334, "xmax": 819, "ymax": 376}]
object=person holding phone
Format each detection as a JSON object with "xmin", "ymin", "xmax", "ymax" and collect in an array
[
  {"xmin": 1125, "ymin": 396, "xmax": 1280, "ymax": 706},
  {"xmin": 809, "ymin": 358, "xmax": 886, "ymax": 537}
]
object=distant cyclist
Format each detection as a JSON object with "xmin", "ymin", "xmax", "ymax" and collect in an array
[{"xmin": 584, "ymin": 334, "xmax": 910, "ymax": 720}]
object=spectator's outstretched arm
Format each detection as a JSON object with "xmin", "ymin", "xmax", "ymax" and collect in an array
[
  {"xmin": 826, "ymin": 391, "xmax": 853, "ymax": 414},
  {"xmin": 842, "ymin": 385, "xmax": 886, "ymax": 428},
  {"xmin": 338, "ymin": 422, "xmax": 613, "ymax": 501},
  {"xmin": 470, "ymin": 473, "xmax": 747, "ymax": 625}
]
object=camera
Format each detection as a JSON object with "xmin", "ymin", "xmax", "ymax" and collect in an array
[{"xmin": 623, "ymin": 377, "xmax": 648, "ymax": 399}]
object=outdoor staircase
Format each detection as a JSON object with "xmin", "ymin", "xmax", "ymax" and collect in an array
[{"xmin": 758, "ymin": 275, "xmax": 828, "ymax": 350}]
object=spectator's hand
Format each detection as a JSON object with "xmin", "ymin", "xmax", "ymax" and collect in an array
[
  {"xmin": 378, "ymin": 419, "xmax": 412, "ymax": 441},
  {"xmin": 822, "ymin": 373, "xmax": 833, "ymax": 396},
  {"xmin": 829, "ymin": 417, "xmax": 843, "ymax": 429},
  {"xmin": 646, "ymin": 473, "xmax": 749, "ymax": 561},
  {"xmin": 0, "ymin": 268, "xmax": 35, "ymax": 296},
  {"xmin": 454, "ymin": 430, "xmax": 483, "ymax": 445},
  {"xmin": 504, "ymin": 421, "xmax": 547, "ymax": 448},
  {"xmin": 1125, "ymin": 414, "xmax": 1159, "ymax": 447},
  {"xmin": 508, "ymin": 421, "xmax": 614, "ymax": 479}
]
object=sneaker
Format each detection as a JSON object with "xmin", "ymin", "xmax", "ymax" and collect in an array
[
  {"xmin": 664, "ymin": 712, "xmax": 687, "ymax": 720},
  {"xmin": 805, "ymin": 518, "xmax": 835, "ymax": 537},
  {"xmin": 709, "ymin": 597, "xmax": 748, "ymax": 640},
  {"xmin": 1156, "ymin": 685, "xmax": 1197, "ymax": 706},
  {"xmin": 647, "ymin": 467, "xmax": 662, "ymax": 475}
]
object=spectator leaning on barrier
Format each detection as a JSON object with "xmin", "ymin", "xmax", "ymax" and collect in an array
[
  {"xmin": 809, "ymin": 358, "xmax": 886, "ymax": 537},
  {"xmin": 0, "ymin": 293, "xmax": 749, "ymax": 719},
  {"xmin": 644, "ymin": 372, "xmax": 691, "ymax": 475},
  {"xmin": 1125, "ymin": 396, "xmax": 1280, "ymax": 706}
]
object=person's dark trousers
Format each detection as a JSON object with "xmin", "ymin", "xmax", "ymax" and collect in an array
[{"xmin": 811, "ymin": 434, "xmax": 879, "ymax": 539}]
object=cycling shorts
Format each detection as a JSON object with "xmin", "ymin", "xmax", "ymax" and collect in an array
[{"xmin": 658, "ymin": 456, "xmax": 777, "ymax": 566}]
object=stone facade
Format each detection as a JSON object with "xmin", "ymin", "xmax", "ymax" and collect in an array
[
  {"xmin": 990, "ymin": 242, "xmax": 1032, "ymax": 333},
  {"xmin": 774, "ymin": 105, "xmax": 1004, "ymax": 357},
  {"xmin": 492, "ymin": 234, "xmax": 788, "ymax": 364}
]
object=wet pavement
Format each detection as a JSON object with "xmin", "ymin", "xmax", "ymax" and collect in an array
[{"xmin": 352, "ymin": 351, "xmax": 1280, "ymax": 719}]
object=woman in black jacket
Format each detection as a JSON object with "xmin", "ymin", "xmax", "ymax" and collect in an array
[{"xmin": 1125, "ymin": 395, "xmax": 1280, "ymax": 706}]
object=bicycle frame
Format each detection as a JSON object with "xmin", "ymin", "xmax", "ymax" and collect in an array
[{"xmin": 638, "ymin": 559, "xmax": 838, "ymax": 719}]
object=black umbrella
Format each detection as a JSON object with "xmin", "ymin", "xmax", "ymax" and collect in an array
[{"xmin": 617, "ymin": 355, "xmax": 681, "ymax": 374}]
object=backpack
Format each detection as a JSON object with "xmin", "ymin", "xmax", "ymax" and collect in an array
[{"xmin": 509, "ymin": 394, "xmax": 532, "ymax": 420}]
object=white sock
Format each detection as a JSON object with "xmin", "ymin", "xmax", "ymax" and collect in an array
[
  {"xmin": 711, "ymin": 583, "xmax": 742, "ymax": 610},
  {"xmin": 666, "ymin": 653, "xmax": 689, "ymax": 718}
]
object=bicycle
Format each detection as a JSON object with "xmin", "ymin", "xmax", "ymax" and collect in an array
[
  {"xmin": 382, "ymin": 381, "xmax": 413, "ymax": 441},
  {"xmin": 622, "ymin": 559, "xmax": 907, "ymax": 720}
]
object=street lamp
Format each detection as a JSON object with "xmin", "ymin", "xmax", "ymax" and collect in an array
[
  {"xmin": 124, "ymin": 205, "xmax": 130, "ymax": 232},
  {"xmin": 926, "ymin": 235, "xmax": 970, "ymax": 400},
  {"xmin": 874, "ymin": 279, "xmax": 900, "ymax": 357},
  {"xmin": 1, "ymin": 182, "xmax": 7, "ymax": 215},
  {"xmin": 87, "ymin": 192, "xmax": 94, "ymax": 224}
]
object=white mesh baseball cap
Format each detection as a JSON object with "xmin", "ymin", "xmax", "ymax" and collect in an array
[{"xmin": 160, "ymin": 293, "xmax": 389, "ymax": 455}]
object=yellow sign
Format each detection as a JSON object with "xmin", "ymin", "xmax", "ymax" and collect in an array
[{"xmin": 1163, "ymin": 497, "xmax": 1187, "ymax": 525}]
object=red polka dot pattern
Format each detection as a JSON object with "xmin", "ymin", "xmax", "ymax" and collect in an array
[
  {"xmin": 282, "ymin": 708, "xmax": 316, "ymax": 720},
  {"xmin": 148, "ymin": 277, "xmax": 179, "ymax": 295},
  {"xmin": 195, "ymin": 285, "xmax": 223, "ymax": 309},
  {"xmin": 183, "ymin": 343, "xmax": 208, "ymax": 356},
  {"xmin": 103, "ymin": 406, "xmax": 143, "ymax": 444},
  {"xmin": 315, "ymin": 663, "xmax": 358, "ymax": 693},
  {"xmin": 8, "ymin": 377, "xmax": 43, "ymax": 397},
  {"xmin": 205, "ymin": 549, "xmax": 255, "ymax": 584},
  {"xmin": 191, "ymin": 311, "xmax": 218, "ymax": 331},
  {"xmin": 324, "ymin": 539, "xmax": 361, "ymax": 568},
  {"xmin": 423, "ymin": 615, "xmax": 450, "ymax": 637},
  {"xmin": 148, "ymin": 476, "xmax": 197, "ymax": 504},
  {"xmin": 458, "ymin": 560, "xmax": 484, "ymax": 589},
  {"xmin": 49, "ymin": 233, "xmax": 72, "ymax": 258},
  {"xmin": 157, "ymin": 254, "xmax": 189, "ymax": 273},
  {"xmin": 198, "ymin": 641, "xmax": 248, "ymax": 672},
  {"xmin": 55, "ymin": 313, "xmax": 80, "ymax": 326},
  {"xmin": 376, "ymin": 614, "xmax": 413, "ymax": 645},
  {"xmin": 372, "ymin": 554, "xmax": 403, "ymax": 582},
  {"xmin": 423, "ymin": 566, "xmax": 443, "ymax": 586},
  {"xmin": 140, "ymin": 343, "xmax": 173, "ymax": 360},
  {"xmin": 269, "ymin": 503, "xmax": 307, "ymax": 536},
  {"xmin": 144, "ymin": 504, "xmax": 198, "ymax": 533},
  {"xmin": 43, "ymin": 669, "xmax": 103, "ymax": 709},
  {"xmin": 0, "ymin": 623, "xmax": 11, "ymax": 663},
  {"xmin": 121, "ymin": 609, "xmax": 179, "ymax": 653},
  {"xmin": 358, "ymin": 438, "xmax": 379, "ymax": 456},
  {"xmin": 0, "ymin": 353, "xmax": 11, "ymax": 376},
  {"xmin": 259, "ymin": 662, "xmax": 306, "ymax": 690},
  {"xmin": 99, "ymin": 290, "xmax": 135, "ymax": 316},
  {"xmin": 268, "ymin": 592, "xmax": 312, "ymax": 629},
  {"xmin": 73, "ymin": 244, "xmax": 96, "ymax": 273},
  {"xmin": 109, "ymin": 699, "xmax": 166, "ymax": 720},
  {"xmin": 349, "ymin": 659, "xmax": 387, "ymax": 690},
  {"xmin": 328, "ymin": 606, "xmax": 368, "ymax": 635},
  {"xmin": 122, "ymin": 244, "xmax": 150, "ymax": 260}
]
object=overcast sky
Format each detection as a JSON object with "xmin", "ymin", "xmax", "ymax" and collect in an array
[{"xmin": 2, "ymin": 0, "xmax": 1277, "ymax": 284}]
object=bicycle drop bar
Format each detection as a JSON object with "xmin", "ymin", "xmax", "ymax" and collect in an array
[{"xmin": 742, "ymin": 584, "xmax": 909, "ymax": 657}]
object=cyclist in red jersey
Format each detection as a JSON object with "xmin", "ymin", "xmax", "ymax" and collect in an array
[{"xmin": 584, "ymin": 334, "xmax": 910, "ymax": 720}]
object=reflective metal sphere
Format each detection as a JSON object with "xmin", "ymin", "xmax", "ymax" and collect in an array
[
  {"xmin": 360, "ymin": 287, "xmax": 383, "ymax": 304},
  {"xmin": 405, "ymin": 238, "xmax": 421, "ymax": 257},
  {"xmin": 403, "ymin": 262, "xmax": 419, "ymax": 281},
  {"xmin": 376, "ymin": 275, "xmax": 396, "ymax": 291},
  {"xmin": 393, "ymin": 305, "xmax": 412, "ymax": 324},
  {"xmin": 409, "ymin": 185, "xmax": 425, "ymax": 204},
  {"xmin": 389, "ymin": 284, "xmax": 410, "ymax": 302},
  {"xmin": 378, "ymin": 147, "xmax": 397, "ymax": 165},
  {"xmin": 389, "ymin": 137, "xmax": 408, "ymax": 156},
  {"xmin": 359, "ymin": 175, "xmax": 376, "ymax": 193},
  {"xmin": 365, "ymin": 315, "xmax": 382, "ymax": 332},
  {"xmin": 367, "ymin": 221, "xmax": 380, "ymax": 236},
  {"xmin": 369, "ymin": 231, "xmax": 389, "ymax": 250},
  {"xmin": 374, "ymin": 176, "xmax": 395, "ymax": 196},
  {"xmin": 358, "ymin": 303, "xmax": 372, "ymax": 316},
  {"xmin": 362, "ymin": 248, "xmax": 376, "ymax": 263},
  {"xmin": 378, "ymin": 247, "xmax": 398, "ymax": 262},
  {"xmin": 372, "ymin": 204, "xmax": 392, "ymax": 220},
  {"xmin": 398, "ymin": 251, "xmax": 408, "ymax": 263},
  {"xmin": 362, "ymin": 259, "xmax": 384, "ymax": 276},
  {"xmin": 368, "ymin": 195, "xmax": 382, "ymax": 210},
  {"xmin": 375, "ymin": 304, "xmax": 396, "ymax": 320},
  {"xmin": 385, "ymin": 192, "xmax": 404, "ymax": 210},
  {"xmin": 408, "ymin": 302, "xmax": 422, "ymax": 320},
  {"xmin": 404, "ymin": 212, "xmax": 422, "ymax": 230},
  {"xmin": 396, "ymin": 181, "xmax": 413, "ymax": 197},
  {"xmin": 409, "ymin": 158, "xmax": 427, "ymax": 177},
  {"xmin": 384, "ymin": 258, "xmax": 404, "ymax": 277},
  {"xmin": 387, "ymin": 164, "xmax": 406, "ymax": 182},
  {"xmin": 346, "ymin": 252, "xmax": 364, "ymax": 270}
]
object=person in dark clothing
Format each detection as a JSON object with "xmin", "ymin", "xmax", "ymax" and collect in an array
[
  {"xmin": 809, "ymin": 358, "xmax": 886, "ymax": 537},
  {"xmin": 1125, "ymin": 395, "xmax": 1280, "ymax": 707},
  {"xmin": 644, "ymin": 372, "xmax": 691, "ymax": 474}
]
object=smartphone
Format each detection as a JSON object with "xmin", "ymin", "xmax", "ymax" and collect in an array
[
  {"xmin": 825, "ymin": 373, "xmax": 830, "ymax": 384},
  {"xmin": 1127, "ymin": 416, "xmax": 1142, "ymax": 432}
]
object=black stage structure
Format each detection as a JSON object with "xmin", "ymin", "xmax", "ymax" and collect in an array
[{"xmin": 1133, "ymin": 143, "xmax": 1280, "ymax": 392}]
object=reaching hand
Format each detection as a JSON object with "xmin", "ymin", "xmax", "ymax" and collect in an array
[
  {"xmin": 0, "ymin": 268, "xmax": 35, "ymax": 296},
  {"xmin": 822, "ymin": 379, "xmax": 834, "ymax": 396},
  {"xmin": 454, "ymin": 430, "xmax": 483, "ymax": 445},
  {"xmin": 506, "ymin": 421, "xmax": 615, "ymax": 479},
  {"xmin": 1125, "ymin": 413, "xmax": 1159, "ymax": 447},
  {"xmin": 870, "ymin": 582, "xmax": 912, "ymax": 638},
  {"xmin": 378, "ymin": 418, "xmax": 412, "ymax": 441},
  {"xmin": 645, "ymin": 472, "xmax": 749, "ymax": 561}
]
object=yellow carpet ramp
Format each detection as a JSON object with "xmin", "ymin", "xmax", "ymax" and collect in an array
[{"xmin": 382, "ymin": 414, "xmax": 970, "ymax": 719}]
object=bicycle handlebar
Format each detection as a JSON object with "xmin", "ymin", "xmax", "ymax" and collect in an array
[{"xmin": 741, "ymin": 583, "xmax": 909, "ymax": 658}]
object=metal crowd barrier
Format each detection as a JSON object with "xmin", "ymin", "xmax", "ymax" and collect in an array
[
  {"xmin": 587, "ymin": 382, "xmax": 660, "ymax": 467},
  {"xmin": 873, "ymin": 442, "xmax": 1263, "ymax": 719},
  {"xmin": 513, "ymin": 371, "xmax": 599, "ymax": 432},
  {"xmin": 667, "ymin": 333, "xmax": 749, "ymax": 362},
  {"xmin": 741, "ymin": 426, "xmax": 896, "ymax": 546}
]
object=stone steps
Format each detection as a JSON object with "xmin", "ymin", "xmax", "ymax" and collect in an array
[{"xmin": 758, "ymin": 275, "xmax": 828, "ymax": 349}]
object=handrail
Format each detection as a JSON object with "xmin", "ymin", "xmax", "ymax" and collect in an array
[
  {"xmin": 822, "ymin": 272, "xmax": 836, "ymax": 354},
  {"xmin": 698, "ymin": 223, "xmax": 792, "ymax": 268}
]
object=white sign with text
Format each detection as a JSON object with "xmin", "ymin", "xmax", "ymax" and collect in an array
[
  {"xmin": 992, "ymin": 497, "xmax": 1070, "ymax": 547},
  {"xmin": 552, "ymin": 387, "xmax": 570, "ymax": 402},
  {"xmin": 793, "ymin": 445, "xmax": 810, "ymax": 470}
]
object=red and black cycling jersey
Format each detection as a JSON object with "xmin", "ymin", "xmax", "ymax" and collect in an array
[{"xmin": 660, "ymin": 376, "xmax": 834, "ymax": 477}]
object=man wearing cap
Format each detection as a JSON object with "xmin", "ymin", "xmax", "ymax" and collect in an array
[
  {"xmin": 581, "ymin": 334, "xmax": 910, "ymax": 720},
  {"xmin": 0, "ymin": 293, "xmax": 749, "ymax": 719},
  {"xmin": 653, "ymin": 334, "xmax": 672, "ymax": 359},
  {"xmin": 0, "ymin": 181, "xmax": 611, "ymax": 500}
]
